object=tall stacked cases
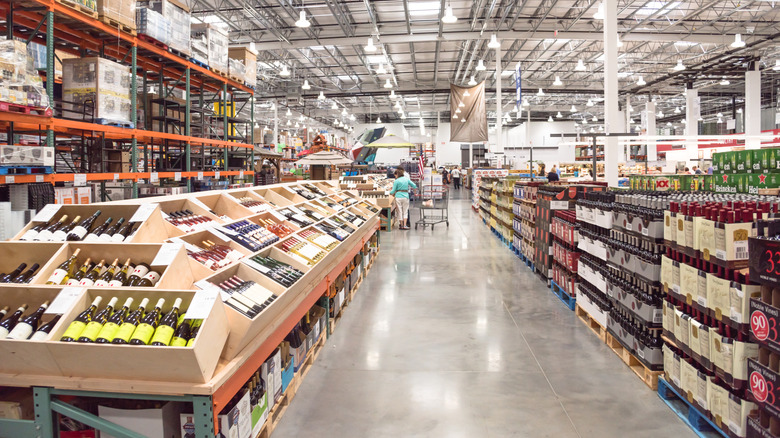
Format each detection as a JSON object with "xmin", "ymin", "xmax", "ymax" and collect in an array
[
  {"xmin": 471, "ymin": 169, "xmax": 509, "ymax": 211},
  {"xmin": 97, "ymin": 0, "xmax": 137, "ymax": 32},
  {"xmin": 661, "ymin": 193, "xmax": 776, "ymax": 437},
  {"xmin": 576, "ymin": 191, "xmax": 614, "ymax": 327},
  {"xmin": 228, "ymin": 47, "xmax": 257, "ymax": 87},
  {"xmin": 550, "ymin": 210, "xmax": 579, "ymax": 300},
  {"xmin": 747, "ymin": 220, "xmax": 780, "ymax": 437},
  {"xmin": 139, "ymin": 0, "xmax": 191, "ymax": 56},
  {"xmin": 477, "ymin": 178, "xmax": 496, "ymax": 223},
  {"xmin": 191, "ymin": 23, "xmax": 229, "ymax": 75},
  {"xmin": 492, "ymin": 179, "xmax": 514, "ymax": 242},
  {"xmin": 62, "ymin": 58, "xmax": 130, "ymax": 124},
  {"xmin": 514, "ymin": 182, "xmax": 541, "ymax": 262}
]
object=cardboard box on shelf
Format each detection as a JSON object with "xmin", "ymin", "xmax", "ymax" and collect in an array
[
  {"xmin": 62, "ymin": 57, "xmax": 131, "ymax": 123},
  {"xmin": 191, "ymin": 23, "xmax": 228, "ymax": 74},
  {"xmin": 228, "ymin": 46, "xmax": 257, "ymax": 87},
  {"xmin": 98, "ymin": 402, "xmax": 186, "ymax": 438},
  {"xmin": 76, "ymin": 186, "xmax": 91, "ymax": 204},
  {"xmin": 216, "ymin": 389, "xmax": 252, "ymax": 438},
  {"xmin": 97, "ymin": 0, "xmax": 136, "ymax": 29},
  {"xmin": 55, "ymin": 187, "xmax": 75, "ymax": 205},
  {"xmin": 0, "ymin": 145, "xmax": 54, "ymax": 167}
]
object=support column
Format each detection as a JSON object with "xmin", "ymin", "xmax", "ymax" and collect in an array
[
  {"xmin": 185, "ymin": 67, "xmax": 191, "ymax": 192},
  {"xmin": 645, "ymin": 102, "xmax": 657, "ymax": 161},
  {"xmin": 603, "ymin": 0, "xmax": 620, "ymax": 187},
  {"xmin": 745, "ymin": 63, "xmax": 761, "ymax": 149},
  {"xmin": 495, "ymin": 44, "xmax": 503, "ymax": 153},
  {"xmin": 527, "ymin": 107, "xmax": 532, "ymax": 172},
  {"xmin": 273, "ymin": 100, "xmax": 278, "ymax": 149},
  {"xmin": 685, "ymin": 85, "xmax": 700, "ymax": 159}
]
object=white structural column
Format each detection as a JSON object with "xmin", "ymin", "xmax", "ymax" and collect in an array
[
  {"xmin": 603, "ymin": 0, "xmax": 620, "ymax": 187},
  {"xmin": 685, "ymin": 87, "xmax": 700, "ymax": 159},
  {"xmin": 495, "ymin": 44, "xmax": 503, "ymax": 153},
  {"xmin": 273, "ymin": 100, "xmax": 279, "ymax": 147},
  {"xmin": 745, "ymin": 64, "xmax": 761, "ymax": 149},
  {"xmin": 645, "ymin": 102, "xmax": 657, "ymax": 161}
]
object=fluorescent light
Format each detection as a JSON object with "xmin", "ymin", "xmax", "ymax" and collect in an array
[
  {"xmin": 637, "ymin": 76, "xmax": 646, "ymax": 86},
  {"xmin": 295, "ymin": 10, "xmax": 310, "ymax": 28},
  {"xmin": 468, "ymin": 76, "xmax": 477, "ymax": 86},
  {"xmin": 408, "ymin": 1, "xmax": 440, "ymax": 16},
  {"xmin": 318, "ymin": 91, "xmax": 325, "ymax": 100},
  {"xmin": 376, "ymin": 63, "xmax": 387, "ymax": 74},
  {"xmin": 383, "ymin": 78, "xmax": 393, "ymax": 89},
  {"xmin": 553, "ymin": 76, "xmax": 563, "ymax": 86},
  {"xmin": 593, "ymin": 2, "xmax": 604, "ymax": 19},
  {"xmin": 476, "ymin": 59, "xmax": 486, "ymax": 71},
  {"xmin": 501, "ymin": 70, "xmax": 515, "ymax": 77},
  {"xmin": 575, "ymin": 59, "xmax": 586, "ymax": 71},
  {"xmin": 673, "ymin": 60, "xmax": 685, "ymax": 71},
  {"xmin": 365, "ymin": 37, "xmax": 377, "ymax": 53},
  {"xmin": 636, "ymin": 2, "xmax": 680, "ymax": 16},
  {"xmin": 301, "ymin": 79, "xmax": 311, "ymax": 90},
  {"xmin": 279, "ymin": 65, "xmax": 290, "ymax": 77},
  {"xmin": 487, "ymin": 34, "xmax": 500, "ymax": 49},
  {"xmin": 441, "ymin": 5, "xmax": 457, "ymax": 23},
  {"xmin": 731, "ymin": 34, "xmax": 746, "ymax": 48}
]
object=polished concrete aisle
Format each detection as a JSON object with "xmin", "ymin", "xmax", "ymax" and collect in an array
[{"xmin": 273, "ymin": 190, "xmax": 693, "ymax": 438}]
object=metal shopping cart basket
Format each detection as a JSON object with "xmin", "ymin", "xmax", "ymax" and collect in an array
[{"xmin": 413, "ymin": 183, "xmax": 449, "ymax": 230}]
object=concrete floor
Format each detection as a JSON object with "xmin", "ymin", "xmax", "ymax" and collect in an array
[{"xmin": 273, "ymin": 189, "xmax": 693, "ymax": 438}]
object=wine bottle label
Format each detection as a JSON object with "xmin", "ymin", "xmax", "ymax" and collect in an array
[
  {"xmin": 19, "ymin": 229, "xmax": 39, "ymax": 241},
  {"xmin": 69, "ymin": 226, "xmax": 88, "ymax": 240},
  {"xmin": 96, "ymin": 322, "xmax": 120, "ymax": 342},
  {"xmin": 35, "ymin": 230, "xmax": 55, "ymax": 241},
  {"xmin": 66, "ymin": 278, "xmax": 82, "ymax": 286},
  {"xmin": 61, "ymin": 321, "xmax": 87, "ymax": 340},
  {"xmin": 150, "ymin": 325, "xmax": 175, "ymax": 346},
  {"xmin": 98, "ymin": 233, "xmax": 113, "ymax": 242},
  {"xmin": 93, "ymin": 279, "xmax": 110, "ymax": 287},
  {"xmin": 130, "ymin": 265, "xmax": 150, "ymax": 278},
  {"xmin": 130, "ymin": 323, "xmax": 155, "ymax": 344},
  {"xmin": 0, "ymin": 326, "xmax": 9, "ymax": 339},
  {"xmin": 46, "ymin": 268, "xmax": 69, "ymax": 285},
  {"xmin": 113, "ymin": 323, "xmax": 137, "ymax": 343},
  {"xmin": 79, "ymin": 321, "xmax": 104, "ymax": 341},
  {"xmin": 171, "ymin": 336, "xmax": 187, "ymax": 347},
  {"xmin": 6, "ymin": 323, "xmax": 33, "ymax": 340},
  {"xmin": 29, "ymin": 330, "xmax": 50, "ymax": 341},
  {"xmin": 82, "ymin": 233, "xmax": 100, "ymax": 242},
  {"xmin": 140, "ymin": 271, "xmax": 161, "ymax": 285},
  {"xmin": 50, "ymin": 230, "xmax": 68, "ymax": 241},
  {"xmin": 186, "ymin": 337, "xmax": 196, "ymax": 347},
  {"xmin": 110, "ymin": 233, "xmax": 126, "ymax": 242},
  {"xmin": 107, "ymin": 279, "xmax": 124, "ymax": 287},
  {"xmin": 78, "ymin": 278, "xmax": 95, "ymax": 287}
]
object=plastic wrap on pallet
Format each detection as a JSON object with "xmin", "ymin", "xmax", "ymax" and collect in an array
[
  {"xmin": 228, "ymin": 46, "xmax": 257, "ymax": 87},
  {"xmin": 0, "ymin": 145, "xmax": 54, "ymax": 166},
  {"xmin": 136, "ymin": 7, "xmax": 172, "ymax": 45},
  {"xmin": 228, "ymin": 58, "xmax": 246, "ymax": 82},
  {"xmin": 97, "ymin": 0, "xmax": 136, "ymax": 29},
  {"xmin": 62, "ymin": 57, "xmax": 131, "ymax": 123},
  {"xmin": 139, "ymin": 0, "xmax": 190, "ymax": 55},
  {"xmin": 191, "ymin": 35, "xmax": 209, "ymax": 65},
  {"xmin": 0, "ymin": 39, "xmax": 49, "ymax": 108},
  {"xmin": 192, "ymin": 23, "xmax": 227, "ymax": 73}
]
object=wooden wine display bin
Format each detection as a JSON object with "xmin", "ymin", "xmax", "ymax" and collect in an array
[
  {"xmin": 32, "ymin": 243, "xmax": 195, "ymax": 289},
  {"xmin": 312, "ymin": 181, "xmax": 337, "ymax": 195},
  {"xmin": 193, "ymin": 193, "xmax": 256, "ymax": 221},
  {"xmin": 0, "ymin": 242, "xmax": 65, "ymax": 284},
  {"xmin": 45, "ymin": 288, "xmax": 229, "ymax": 383},
  {"xmin": 170, "ymin": 229, "xmax": 254, "ymax": 279},
  {"xmin": 197, "ymin": 246, "xmax": 310, "ymax": 360},
  {"xmin": 0, "ymin": 287, "xmax": 70, "ymax": 376},
  {"xmin": 268, "ymin": 186, "xmax": 307, "ymax": 205},
  {"xmin": 253, "ymin": 188, "xmax": 295, "ymax": 207},
  {"xmin": 10, "ymin": 204, "xmax": 169, "ymax": 243}
]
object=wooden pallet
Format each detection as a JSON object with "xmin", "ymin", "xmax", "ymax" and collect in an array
[
  {"xmin": 257, "ymin": 333, "xmax": 326, "ymax": 438},
  {"xmin": 98, "ymin": 15, "xmax": 136, "ymax": 35},
  {"xmin": 56, "ymin": 0, "xmax": 98, "ymax": 18},
  {"xmin": 212, "ymin": 68, "xmax": 229, "ymax": 78},
  {"xmin": 575, "ymin": 304, "xmax": 606, "ymax": 342},
  {"xmin": 605, "ymin": 332, "xmax": 663, "ymax": 390},
  {"xmin": 228, "ymin": 74, "xmax": 243, "ymax": 83},
  {"xmin": 0, "ymin": 102, "xmax": 52, "ymax": 116},
  {"xmin": 138, "ymin": 34, "xmax": 168, "ymax": 50}
]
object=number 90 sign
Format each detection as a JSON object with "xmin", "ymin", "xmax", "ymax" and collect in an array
[
  {"xmin": 751, "ymin": 371, "xmax": 771, "ymax": 404},
  {"xmin": 752, "ymin": 310, "xmax": 774, "ymax": 342}
]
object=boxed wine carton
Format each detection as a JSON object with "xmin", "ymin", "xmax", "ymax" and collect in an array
[
  {"xmin": 215, "ymin": 389, "xmax": 251, "ymax": 438},
  {"xmin": 62, "ymin": 57, "xmax": 131, "ymax": 123}
]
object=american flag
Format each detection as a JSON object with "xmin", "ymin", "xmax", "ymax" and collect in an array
[{"xmin": 418, "ymin": 155, "xmax": 425, "ymax": 178}]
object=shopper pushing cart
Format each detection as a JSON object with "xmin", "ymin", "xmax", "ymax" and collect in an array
[
  {"xmin": 413, "ymin": 173, "xmax": 449, "ymax": 231},
  {"xmin": 390, "ymin": 168, "xmax": 417, "ymax": 230}
]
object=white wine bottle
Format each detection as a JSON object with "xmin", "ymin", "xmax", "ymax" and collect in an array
[
  {"xmin": 29, "ymin": 315, "xmax": 62, "ymax": 341},
  {"xmin": 0, "ymin": 304, "xmax": 28, "ymax": 339},
  {"xmin": 6, "ymin": 301, "xmax": 50, "ymax": 340},
  {"xmin": 107, "ymin": 259, "xmax": 132, "ymax": 287},
  {"xmin": 129, "ymin": 298, "xmax": 165, "ymax": 345},
  {"xmin": 93, "ymin": 259, "xmax": 119, "ymax": 287},
  {"xmin": 82, "ymin": 217, "xmax": 113, "ymax": 242},
  {"xmin": 78, "ymin": 259, "xmax": 106, "ymax": 287},
  {"xmin": 50, "ymin": 215, "xmax": 81, "ymax": 242},
  {"xmin": 33, "ymin": 214, "xmax": 68, "ymax": 241},
  {"xmin": 112, "ymin": 298, "xmax": 149, "ymax": 344},
  {"xmin": 65, "ymin": 258, "xmax": 93, "ymax": 286},
  {"xmin": 99, "ymin": 217, "xmax": 125, "ymax": 242},
  {"xmin": 150, "ymin": 298, "xmax": 183, "ymax": 346},
  {"xmin": 60, "ymin": 297, "xmax": 102, "ymax": 342},
  {"xmin": 45, "ymin": 249, "xmax": 82, "ymax": 285},
  {"xmin": 66, "ymin": 211, "xmax": 101, "ymax": 241},
  {"xmin": 95, "ymin": 297, "xmax": 133, "ymax": 343},
  {"xmin": 77, "ymin": 297, "xmax": 118, "ymax": 343},
  {"xmin": 19, "ymin": 217, "xmax": 53, "ymax": 241}
]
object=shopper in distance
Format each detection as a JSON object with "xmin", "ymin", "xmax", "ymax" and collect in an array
[
  {"xmin": 547, "ymin": 165, "xmax": 560, "ymax": 182},
  {"xmin": 390, "ymin": 167, "xmax": 417, "ymax": 230},
  {"xmin": 451, "ymin": 166, "xmax": 462, "ymax": 190}
]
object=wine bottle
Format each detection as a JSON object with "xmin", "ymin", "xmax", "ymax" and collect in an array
[
  {"xmin": 77, "ymin": 297, "xmax": 118, "ymax": 343},
  {"xmin": 112, "ymin": 298, "xmax": 149, "ymax": 344},
  {"xmin": 29, "ymin": 314, "xmax": 61, "ymax": 341},
  {"xmin": 170, "ymin": 318, "xmax": 191, "ymax": 347},
  {"xmin": 125, "ymin": 263, "xmax": 151, "ymax": 286},
  {"xmin": 60, "ymin": 296, "xmax": 102, "ymax": 342},
  {"xmin": 19, "ymin": 218, "xmax": 52, "ymax": 241},
  {"xmin": 66, "ymin": 258, "xmax": 93, "ymax": 286},
  {"xmin": 110, "ymin": 221, "xmax": 134, "ymax": 242},
  {"xmin": 45, "ymin": 248, "xmax": 82, "ymax": 285},
  {"xmin": 50, "ymin": 215, "xmax": 81, "ymax": 242},
  {"xmin": 93, "ymin": 258, "xmax": 119, "ymax": 287},
  {"xmin": 11, "ymin": 264, "xmax": 40, "ymax": 284},
  {"xmin": 6, "ymin": 301, "xmax": 50, "ymax": 340},
  {"xmin": 0, "ymin": 304, "xmax": 28, "ymax": 339},
  {"xmin": 95, "ymin": 297, "xmax": 133, "ymax": 343},
  {"xmin": 129, "ymin": 298, "xmax": 165, "ymax": 345},
  {"xmin": 0, "ymin": 306, "xmax": 8, "ymax": 320},
  {"xmin": 82, "ymin": 217, "xmax": 113, "ymax": 242},
  {"xmin": 98, "ymin": 217, "xmax": 125, "ymax": 242},
  {"xmin": 34, "ymin": 214, "xmax": 68, "ymax": 241},
  {"xmin": 78, "ymin": 259, "xmax": 106, "ymax": 287},
  {"xmin": 150, "ymin": 298, "xmax": 182, "ymax": 346},
  {"xmin": 0, "ymin": 263, "xmax": 27, "ymax": 283},
  {"xmin": 186, "ymin": 320, "xmax": 201, "ymax": 346},
  {"xmin": 107, "ymin": 259, "xmax": 132, "ymax": 287},
  {"xmin": 66, "ymin": 210, "xmax": 102, "ymax": 241},
  {"xmin": 135, "ymin": 270, "xmax": 161, "ymax": 287}
]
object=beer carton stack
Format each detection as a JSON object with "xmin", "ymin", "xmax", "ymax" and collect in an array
[{"xmin": 713, "ymin": 149, "xmax": 780, "ymax": 195}]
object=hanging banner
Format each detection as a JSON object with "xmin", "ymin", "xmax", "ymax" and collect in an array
[
  {"xmin": 515, "ymin": 64, "xmax": 522, "ymax": 109},
  {"xmin": 450, "ymin": 81, "xmax": 488, "ymax": 143}
]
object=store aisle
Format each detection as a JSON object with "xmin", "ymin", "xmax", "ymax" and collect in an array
[{"xmin": 273, "ymin": 189, "xmax": 692, "ymax": 438}]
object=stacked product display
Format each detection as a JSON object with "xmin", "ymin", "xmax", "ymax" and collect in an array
[
  {"xmin": 491, "ymin": 179, "xmax": 514, "ymax": 243},
  {"xmin": 550, "ymin": 209, "xmax": 579, "ymax": 309},
  {"xmin": 0, "ymin": 181, "xmax": 382, "ymax": 437},
  {"xmin": 513, "ymin": 181, "xmax": 541, "ymax": 263}
]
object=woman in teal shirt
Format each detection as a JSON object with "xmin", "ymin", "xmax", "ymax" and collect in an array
[{"xmin": 390, "ymin": 168, "xmax": 417, "ymax": 230}]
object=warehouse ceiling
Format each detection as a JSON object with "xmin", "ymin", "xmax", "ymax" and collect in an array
[{"xmin": 192, "ymin": 0, "xmax": 780, "ymax": 133}]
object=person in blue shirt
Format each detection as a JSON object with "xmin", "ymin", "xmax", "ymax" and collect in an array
[{"xmin": 390, "ymin": 168, "xmax": 417, "ymax": 230}]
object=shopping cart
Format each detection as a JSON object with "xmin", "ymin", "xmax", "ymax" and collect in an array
[{"xmin": 413, "ymin": 184, "xmax": 449, "ymax": 230}]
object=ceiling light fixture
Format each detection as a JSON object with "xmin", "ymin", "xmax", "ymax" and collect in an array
[
  {"xmin": 365, "ymin": 37, "xmax": 377, "ymax": 53},
  {"xmin": 452, "ymin": 113, "xmax": 458, "ymax": 119},
  {"xmin": 553, "ymin": 76, "xmax": 563, "ymax": 86},
  {"xmin": 350, "ymin": 114, "xmax": 356, "ymax": 121},
  {"xmin": 461, "ymin": 118, "xmax": 466, "ymax": 122},
  {"xmin": 570, "ymin": 105, "xmax": 578, "ymax": 112},
  {"xmin": 537, "ymin": 88, "xmax": 545, "ymax": 96},
  {"xmin": 286, "ymin": 108, "xmax": 292, "ymax": 116},
  {"xmin": 376, "ymin": 63, "xmax": 387, "ymax": 74},
  {"xmin": 717, "ymin": 118, "xmax": 724, "ymax": 123},
  {"xmin": 295, "ymin": 10, "xmax": 310, "ymax": 28},
  {"xmin": 717, "ymin": 112, "xmax": 723, "ymax": 118},
  {"xmin": 455, "ymin": 108, "xmax": 461, "ymax": 113},
  {"xmin": 592, "ymin": 116, "xmax": 598, "ymax": 122},
  {"xmin": 593, "ymin": 1, "xmax": 604, "ymax": 19},
  {"xmin": 556, "ymin": 111, "xmax": 562, "ymax": 118},
  {"xmin": 774, "ymin": 60, "xmax": 780, "ymax": 71},
  {"xmin": 617, "ymin": 36, "xmax": 623, "ymax": 48},
  {"xmin": 548, "ymin": 115, "xmax": 554, "ymax": 122},
  {"xmin": 657, "ymin": 110, "xmax": 664, "ymax": 117},
  {"xmin": 637, "ymin": 76, "xmax": 646, "ymax": 86},
  {"xmin": 301, "ymin": 80, "xmax": 311, "ymax": 90},
  {"xmin": 674, "ymin": 106, "xmax": 681, "ymax": 114},
  {"xmin": 270, "ymin": 102, "xmax": 276, "ymax": 110},
  {"xmin": 318, "ymin": 91, "xmax": 325, "ymax": 100},
  {"xmin": 331, "ymin": 102, "xmax": 338, "ymax": 110},
  {"xmin": 376, "ymin": 116, "xmax": 381, "ymax": 123},
  {"xmin": 279, "ymin": 65, "xmax": 290, "ymax": 77},
  {"xmin": 341, "ymin": 108, "xmax": 348, "ymax": 116},
  {"xmin": 468, "ymin": 76, "xmax": 477, "ymax": 86},
  {"xmin": 522, "ymin": 98, "xmax": 529, "ymax": 107},
  {"xmin": 731, "ymin": 34, "xmax": 746, "ymax": 48},
  {"xmin": 673, "ymin": 59, "xmax": 685, "ymax": 71},
  {"xmin": 737, "ymin": 108, "xmax": 743, "ymax": 114},
  {"xmin": 442, "ymin": 5, "xmax": 457, "ymax": 23},
  {"xmin": 458, "ymin": 101, "xmax": 465, "ymax": 107},
  {"xmin": 576, "ymin": 59, "xmax": 586, "ymax": 71},
  {"xmin": 476, "ymin": 59, "xmax": 486, "ymax": 71},
  {"xmin": 586, "ymin": 99, "xmax": 594, "ymax": 107},
  {"xmin": 720, "ymin": 78, "xmax": 730, "ymax": 85},
  {"xmin": 487, "ymin": 34, "xmax": 500, "ymax": 49},
  {"xmin": 383, "ymin": 78, "xmax": 393, "ymax": 89},
  {"xmin": 682, "ymin": 119, "xmax": 687, "ymax": 124},
  {"xmin": 400, "ymin": 113, "xmax": 406, "ymax": 119}
]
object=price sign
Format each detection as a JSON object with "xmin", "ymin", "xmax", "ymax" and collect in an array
[
  {"xmin": 239, "ymin": 170, "xmax": 244, "ymax": 178},
  {"xmin": 197, "ymin": 172, "xmax": 204, "ymax": 180},
  {"xmin": 129, "ymin": 203, "xmax": 158, "ymax": 223},
  {"xmin": 750, "ymin": 237, "xmax": 780, "ymax": 285},
  {"xmin": 33, "ymin": 203, "xmax": 61, "ymax": 222},
  {"xmin": 150, "ymin": 172, "xmax": 159, "ymax": 183},
  {"xmin": 114, "ymin": 173, "xmax": 120, "ymax": 181},
  {"xmin": 4, "ymin": 176, "xmax": 13, "ymax": 184},
  {"xmin": 151, "ymin": 242, "xmax": 183, "ymax": 266},
  {"xmin": 46, "ymin": 287, "xmax": 84, "ymax": 315},
  {"xmin": 73, "ymin": 174, "xmax": 87, "ymax": 187},
  {"xmin": 174, "ymin": 172, "xmax": 182, "ymax": 181},
  {"xmin": 35, "ymin": 175, "xmax": 43, "ymax": 183},
  {"xmin": 215, "ymin": 171, "xmax": 220, "ymax": 179}
]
